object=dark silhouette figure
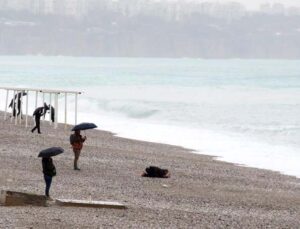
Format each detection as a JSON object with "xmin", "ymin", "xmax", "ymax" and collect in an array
[
  {"xmin": 42, "ymin": 157, "xmax": 56, "ymax": 198},
  {"xmin": 8, "ymin": 91, "xmax": 27, "ymax": 117},
  {"xmin": 31, "ymin": 103, "xmax": 50, "ymax": 134},
  {"xmin": 9, "ymin": 98, "xmax": 21, "ymax": 117},
  {"xmin": 31, "ymin": 106, "xmax": 46, "ymax": 134}
]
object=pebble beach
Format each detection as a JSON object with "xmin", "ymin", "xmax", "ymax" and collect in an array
[{"xmin": 0, "ymin": 113, "xmax": 300, "ymax": 228}]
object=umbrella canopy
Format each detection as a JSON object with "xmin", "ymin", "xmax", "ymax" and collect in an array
[
  {"xmin": 72, "ymin": 123, "xmax": 97, "ymax": 131},
  {"xmin": 38, "ymin": 147, "xmax": 64, "ymax": 158}
]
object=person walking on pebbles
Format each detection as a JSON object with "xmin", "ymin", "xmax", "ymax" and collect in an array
[
  {"xmin": 31, "ymin": 103, "xmax": 49, "ymax": 134},
  {"xmin": 70, "ymin": 130, "xmax": 86, "ymax": 170},
  {"xmin": 42, "ymin": 157, "xmax": 56, "ymax": 199}
]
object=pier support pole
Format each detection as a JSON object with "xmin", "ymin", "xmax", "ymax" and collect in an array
[
  {"xmin": 75, "ymin": 93, "xmax": 78, "ymax": 125},
  {"xmin": 35, "ymin": 91, "xmax": 38, "ymax": 109},
  {"xmin": 19, "ymin": 91, "xmax": 23, "ymax": 124},
  {"xmin": 54, "ymin": 93, "xmax": 58, "ymax": 129},
  {"xmin": 15, "ymin": 91, "xmax": 19, "ymax": 125},
  {"xmin": 25, "ymin": 91, "xmax": 29, "ymax": 128},
  {"xmin": 11, "ymin": 90, "xmax": 15, "ymax": 123},
  {"xmin": 64, "ymin": 93, "xmax": 67, "ymax": 128},
  {"xmin": 42, "ymin": 92, "xmax": 45, "ymax": 120},
  {"xmin": 49, "ymin": 93, "xmax": 52, "ymax": 125},
  {"xmin": 4, "ymin": 90, "xmax": 9, "ymax": 120}
]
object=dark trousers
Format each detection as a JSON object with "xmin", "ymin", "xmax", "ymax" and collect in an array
[
  {"xmin": 44, "ymin": 174, "xmax": 52, "ymax": 197},
  {"xmin": 31, "ymin": 116, "xmax": 41, "ymax": 133}
]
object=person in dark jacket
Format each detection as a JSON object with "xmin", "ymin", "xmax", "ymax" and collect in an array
[
  {"xmin": 42, "ymin": 157, "xmax": 56, "ymax": 198},
  {"xmin": 8, "ymin": 91, "xmax": 27, "ymax": 117},
  {"xmin": 31, "ymin": 103, "xmax": 49, "ymax": 134}
]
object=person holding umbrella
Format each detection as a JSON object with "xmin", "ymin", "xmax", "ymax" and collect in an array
[
  {"xmin": 70, "ymin": 123, "xmax": 97, "ymax": 170},
  {"xmin": 31, "ymin": 103, "xmax": 49, "ymax": 134},
  {"xmin": 42, "ymin": 157, "xmax": 56, "ymax": 199},
  {"xmin": 70, "ymin": 130, "xmax": 86, "ymax": 170},
  {"xmin": 38, "ymin": 147, "xmax": 64, "ymax": 199}
]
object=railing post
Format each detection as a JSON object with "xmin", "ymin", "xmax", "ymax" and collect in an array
[
  {"xmin": 35, "ymin": 91, "xmax": 38, "ymax": 109},
  {"xmin": 15, "ymin": 91, "xmax": 19, "ymax": 125},
  {"xmin": 25, "ymin": 90, "xmax": 29, "ymax": 128},
  {"xmin": 19, "ymin": 91, "xmax": 23, "ymax": 124},
  {"xmin": 4, "ymin": 89, "xmax": 9, "ymax": 120},
  {"xmin": 64, "ymin": 93, "xmax": 67, "ymax": 128},
  {"xmin": 54, "ymin": 93, "xmax": 58, "ymax": 129},
  {"xmin": 42, "ymin": 92, "xmax": 45, "ymax": 120},
  {"xmin": 11, "ymin": 90, "xmax": 15, "ymax": 123},
  {"xmin": 49, "ymin": 93, "xmax": 52, "ymax": 125},
  {"xmin": 75, "ymin": 93, "xmax": 78, "ymax": 125}
]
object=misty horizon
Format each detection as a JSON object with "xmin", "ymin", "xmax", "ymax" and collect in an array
[{"xmin": 0, "ymin": 0, "xmax": 300, "ymax": 58}]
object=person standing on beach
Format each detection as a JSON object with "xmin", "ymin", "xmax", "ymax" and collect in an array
[
  {"xmin": 42, "ymin": 157, "xmax": 56, "ymax": 198},
  {"xmin": 31, "ymin": 103, "xmax": 49, "ymax": 134},
  {"xmin": 70, "ymin": 130, "xmax": 86, "ymax": 170}
]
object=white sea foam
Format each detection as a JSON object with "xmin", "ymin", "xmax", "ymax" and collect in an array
[{"xmin": 0, "ymin": 57, "xmax": 299, "ymax": 178}]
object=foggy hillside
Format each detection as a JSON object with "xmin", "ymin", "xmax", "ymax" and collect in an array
[{"xmin": 0, "ymin": 0, "xmax": 300, "ymax": 58}]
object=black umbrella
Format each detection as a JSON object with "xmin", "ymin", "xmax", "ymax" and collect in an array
[
  {"xmin": 38, "ymin": 147, "xmax": 64, "ymax": 158},
  {"xmin": 72, "ymin": 123, "xmax": 97, "ymax": 131}
]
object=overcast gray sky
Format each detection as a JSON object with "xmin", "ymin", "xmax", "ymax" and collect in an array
[{"xmin": 179, "ymin": 0, "xmax": 300, "ymax": 10}]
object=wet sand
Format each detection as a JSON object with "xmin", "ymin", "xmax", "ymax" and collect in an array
[{"xmin": 0, "ymin": 114, "xmax": 300, "ymax": 228}]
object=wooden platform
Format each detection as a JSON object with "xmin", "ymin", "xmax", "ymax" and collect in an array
[{"xmin": 55, "ymin": 199, "xmax": 127, "ymax": 209}]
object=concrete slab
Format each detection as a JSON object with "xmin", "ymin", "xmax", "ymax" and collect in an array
[
  {"xmin": 55, "ymin": 199, "xmax": 127, "ymax": 209},
  {"xmin": 0, "ymin": 190, "xmax": 47, "ymax": 207}
]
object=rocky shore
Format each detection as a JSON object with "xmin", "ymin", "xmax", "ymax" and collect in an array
[{"xmin": 0, "ymin": 114, "xmax": 299, "ymax": 228}]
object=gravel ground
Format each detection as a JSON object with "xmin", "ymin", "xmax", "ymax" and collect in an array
[{"xmin": 0, "ymin": 115, "xmax": 300, "ymax": 228}]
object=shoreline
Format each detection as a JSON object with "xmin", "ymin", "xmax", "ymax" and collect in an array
[
  {"xmin": 77, "ymin": 113, "xmax": 300, "ymax": 180},
  {"xmin": 0, "ymin": 113, "xmax": 300, "ymax": 228}
]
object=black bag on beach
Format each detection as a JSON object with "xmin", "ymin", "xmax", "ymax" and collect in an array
[{"xmin": 142, "ymin": 166, "xmax": 170, "ymax": 178}]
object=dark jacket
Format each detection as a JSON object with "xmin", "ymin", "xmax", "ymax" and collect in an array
[
  {"xmin": 33, "ymin": 107, "xmax": 45, "ymax": 117},
  {"xmin": 70, "ymin": 134, "xmax": 85, "ymax": 150},
  {"xmin": 42, "ymin": 158, "xmax": 56, "ymax": 177}
]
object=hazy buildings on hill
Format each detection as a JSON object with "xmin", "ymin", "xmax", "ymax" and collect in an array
[{"xmin": 0, "ymin": 0, "xmax": 299, "ymax": 58}]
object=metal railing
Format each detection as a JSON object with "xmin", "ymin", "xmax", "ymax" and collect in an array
[{"xmin": 0, "ymin": 87, "xmax": 82, "ymax": 129}]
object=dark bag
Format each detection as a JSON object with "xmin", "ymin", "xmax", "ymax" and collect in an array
[{"xmin": 143, "ymin": 166, "xmax": 169, "ymax": 178}]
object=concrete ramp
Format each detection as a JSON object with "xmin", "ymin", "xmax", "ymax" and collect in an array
[
  {"xmin": 56, "ymin": 199, "xmax": 126, "ymax": 209},
  {"xmin": 0, "ymin": 190, "xmax": 127, "ymax": 209},
  {"xmin": 0, "ymin": 190, "xmax": 47, "ymax": 207}
]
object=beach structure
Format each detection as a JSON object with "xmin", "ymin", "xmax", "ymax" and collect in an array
[
  {"xmin": 0, "ymin": 190, "xmax": 126, "ymax": 209},
  {"xmin": 0, "ymin": 87, "xmax": 82, "ymax": 129}
]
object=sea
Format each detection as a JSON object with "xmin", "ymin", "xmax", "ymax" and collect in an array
[{"xmin": 0, "ymin": 56, "xmax": 299, "ymax": 178}]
